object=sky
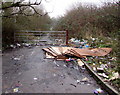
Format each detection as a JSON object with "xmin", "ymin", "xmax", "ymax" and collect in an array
[
  {"xmin": 41, "ymin": 0, "xmax": 102, "ymax": 18},
  {"xmin": 24, "ymin": 0, "xmax": 115, "ymax": 18}
]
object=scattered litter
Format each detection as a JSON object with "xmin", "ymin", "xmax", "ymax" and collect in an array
[
  {"xmin": 94, "ymin": 88, "xmax": 104, "ymax": 94},
  {"xmin": 97, "ymin": 67, "xmax": 104, "ymax": 73},
  {"xmin": 76, "ymin": 80, "xmax": 80, "ymax": 84},
  {"xmin": 81, "ymin": 82, "xmax": 84, "ymax": 85},
  {"xmin": 81, "ymin": 77, "xmax": 89, "ymax": 82},
  {"xmin": 63, "ymin": 64, "xmax": 67, "ymax": 67},
  {"xmin": 53, "ymin": 74, "xmax": 56, "ymax": 77},
  {"xmin": 66, "ymin": 58, "xmax": 75, "ymax": 61},
  {"xmin": 13, "ymin": 87, "xmax": 19, "ymax": 93},
  {"xmin": 16, "ymin": 43, "xmax": 21, "ymax": 47},
  {"xmin": 13, "ymin": 81, "xmax": 21, "ymax": 93},
  {"xmin": 74, "ymin": 66, "xmax": 79, "ymax": 70},
  {"xmin": 93, "ymin": 67, "xmax": 97, "ymax": 71},
  {"xmin": 60, "ymin": 74, "xmax": 65, "ymax": 78},
  {"xmin": 18, "ymin": 72, "xmax": 22, "ymax": 75},
  {"xmin": 77, "ymin": 59, "xmax": 84, "ymax": 67},
  {"xmin": 10, "ymin": 45, "xmax": 16, "ymax": 49},
  {"xmin": 87, "ymin": 83, "xmax": 90, "ymax": 86},
  {"xmin": 13, "ymin": 57, "xmax": 20, "ymax": 61},
  {"xmin": 109, "ymin": 72, "xmax": 120, "ymax": 80},
  {"xmin": 98, "ymin": 73, "xmax": 109, "ymax": 78},
  {"xmin": 100, "ymin": 64, "xmax": 108, "ymax": 69},
  {"xmin": 70, "ymin": 83, "xmax": 76, "ymax": 87},
  {"xmin": 54, "ymin": 60, "xmax": 59, "ymax": 67},
  {"xmin": 33, "ymin": 77, "xmax": 38, "ymax": 80}
]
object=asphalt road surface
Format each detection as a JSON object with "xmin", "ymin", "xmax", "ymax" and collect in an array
[{"xmin": 2, "ymin": 45, "xmax": 104, "ymax": 93}]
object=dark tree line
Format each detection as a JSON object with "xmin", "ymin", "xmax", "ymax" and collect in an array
[{"xmin": 1, "ymin": 1, "xmax": 52, "ymax": 48}]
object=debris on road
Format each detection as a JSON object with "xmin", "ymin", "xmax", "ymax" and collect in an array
[
  {"xmin": 33, "ymin": 77, "xmax": 38, "ymax": 81},
  {"xmin": 13, "ymin": 81, "xmax": 22, "ymax": 93},
  {"xmin": 42, "ymin": 46, "xmax": 113, "ymax": 84},
  {"xmin": 13, "ymin": 57, "xmax": 21, "ymax": 61},
  {"xmin": 43, "ymin": 47, "xmax": 112, "ymax": 60},
  {"xmin": 76, "ymin": 80, "xmax": 80, "ymax": 84},
  {"xmin": 94, "ymin": 88, "xmax": 104, "ymax": 94},
  {"xmin": 13, "ymin": 87, "xmax": 19, "ymax": 93},
  {"xmin": 70, "ymin": 83, "xmax": 77, "ymax": 87},
  {"xmin": 81, "ymin": 77, "xmax": 89, "ymax": 82}
]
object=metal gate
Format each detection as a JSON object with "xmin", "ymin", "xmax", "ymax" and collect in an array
[{"xmin": 14, "ymin": 31, "xmax": 68, "ymax": 45}]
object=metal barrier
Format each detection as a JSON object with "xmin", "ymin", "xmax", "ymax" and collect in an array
[{"xmin": 14, "ymin": 31, "xmax": 68, "ymax": 45}]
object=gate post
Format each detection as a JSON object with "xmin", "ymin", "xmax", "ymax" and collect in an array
[{"xmin": 66, "ymin": 30, "xmax": 68, "ymax": 45}]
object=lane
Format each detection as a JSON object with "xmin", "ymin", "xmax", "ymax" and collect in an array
[{"xmin": 2, "ymin": 46, "xmax": 102, "ymax": 93}]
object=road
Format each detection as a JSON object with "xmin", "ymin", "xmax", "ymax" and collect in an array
[
  {"xmin": 2, "ymin": 33, "xmax": 105, "ymax": 93},
  {"xmin": 2, "ymin": 45, "xmax": 104, "ymax": 93}
]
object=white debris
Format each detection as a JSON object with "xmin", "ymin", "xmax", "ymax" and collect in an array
[
  {"xmin": 13, "ymin": 57, "xmax": 20, "ymax": 61},
  {"xmin": 63, "ymin": 64, "xmax": 67, "ymax": 67},
  {"xmin": 81, "ymin": 77, "xmax": 89, "ymax": 82},
  {"xmin": 100, "ymin": 64, "xmax": 108, "ymax": 69},
  {"xmin": 77, "ymin": 59, "xmax": 84, "ymax": 67},
  {"xmin": 70, "ymin": 38, "xmax": 75, "ymax": 42},
  {"xmin": 53, "ymin": 74, "xmax": 56, "ymax": 77},
  {"xmin": 13, "ymin": 87, "xmax": 19, "ymax": 93},
  {"xmin": 10, "ymin": 45, "xmax": 16, "ymax": 48},
  {"xmin": 93, "ymin": 67, "xmax": 97, "ymax": 71},
  {"xmin": 110, "ymin": 72, "xmax": 120, "ymax": 80},
  {"xmin": 98, "ymin": 73, "xmax": 109, "ymax": 78},
  {"xmin": 95, "ymin": 88, "xmax": 104, "ymax": 93},
  {"xmin": 16, "ymin": 43, "xmax": 21, "ymax": 47},
  {"xmin": 87, "ymin": 83, "xmax": 90, "ymax": 85},
  {"xmin": 33, "ymin": 77, "xmax": 38, "ymax": 80},
  {"xmin": 97, "ymin": 67, "xmax": 104, "ymax": 71},
  {"xmin": 76, "ymin": 80, "xmax": 80, "ymax": 83}
]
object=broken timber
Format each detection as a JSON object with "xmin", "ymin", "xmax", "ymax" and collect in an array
[{"xmin": 42, "ymin": 47, "xmax": 112, "ymax": 60}]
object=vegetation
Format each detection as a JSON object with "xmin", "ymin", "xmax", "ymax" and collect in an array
[
  {"xmin": 53, "ymin": 1, "xmax": 120, "ymax": 91},
  {"xmin": 2, "ymin": 1, "xmax": 52, "ymax": 49},
  {"xmin": 1, "ymin": 0, "xmax": 120, "ymax": 92}
]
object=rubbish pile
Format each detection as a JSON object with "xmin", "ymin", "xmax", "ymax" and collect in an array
[
  {"xmin": 42, "ymin": 46, "xmax": 115, "ymax": 94},
  {"xmin": 42, "ymin": 47, "xmax": 112, "ymax": 60},
  {"xmin": 42, "ymin": 46, "xmax": 113, "ymax": 79}
]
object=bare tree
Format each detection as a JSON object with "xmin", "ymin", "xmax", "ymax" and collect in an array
[{"xmin": 1, "ymin": 0, "xmax": 48, "ymax": 17}]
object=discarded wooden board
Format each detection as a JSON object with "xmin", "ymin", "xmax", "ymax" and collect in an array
[
  {"xmin": 42, "ymin": 48, "xmax": 57, "ymax": 57},
  {"xmin": 90, "ymin": 48, "xmax": 112, "ymax": 56},
  {"xmin": 44, "ymin": 50, "xmax": 68, "ymax": 60},
  {"xmin": 65, "ymin": 48, "xmax": 112, "ymax": 57},
  {"xmin": 77, "ymin": 59, "xmax": 84, "ymax": 67},
  {"xmin": 42, "ymin": 47, "xmax": 112, "ymax": 60},
  {"xmin": 45, "ymin": 52, "xmax": 55, "ymax": 58}
]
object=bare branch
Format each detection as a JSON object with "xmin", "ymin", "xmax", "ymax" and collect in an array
[
  {"xmin": 29, "ymin": 6, "xmax": 42, "ymax": 16},
  {"xmin": 1, "ymin": 0, "xmax": 48, "ymax": 17},
  {"xmin": 0, "ymin": 0, "xmax": 42, "ymax": 10}
]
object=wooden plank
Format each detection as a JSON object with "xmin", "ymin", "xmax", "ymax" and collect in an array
[{"xmin": 42, "ymin": 48, "xmax": 58, "ymax": 57}]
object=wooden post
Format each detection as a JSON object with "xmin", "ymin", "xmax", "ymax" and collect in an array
[{"xmin": 66, "ymin": 30, "xmax": 68, "ymax": 45}]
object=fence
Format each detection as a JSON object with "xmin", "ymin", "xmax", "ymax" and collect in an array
[{"xmin": 14, "ymin": 30, "xmax": 68, "ymax": 45}]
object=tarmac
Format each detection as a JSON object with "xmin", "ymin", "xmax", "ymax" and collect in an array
[{"xmin": 2, "ymin": 46, "xmax": 104, "ymax": 93}]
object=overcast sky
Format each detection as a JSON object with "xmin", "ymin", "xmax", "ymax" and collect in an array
[
  {"xmin": 24, "ymin": 0, "xmax": 115, "ymax": 18},
  {"xmin": 41, "ymin": 0, "xmax": 103, "ymax": 18}
]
